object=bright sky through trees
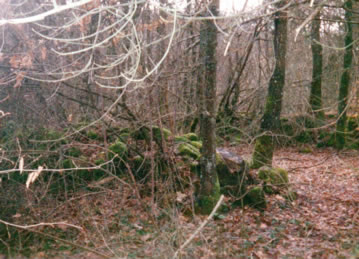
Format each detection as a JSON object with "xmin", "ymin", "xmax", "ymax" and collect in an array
[{"xmin": 220, "ymin": 0, "xmax": 263, "ymax": 12}]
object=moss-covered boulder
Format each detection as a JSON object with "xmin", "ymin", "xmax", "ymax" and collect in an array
[
  {"xmin": 177, "ymin": 143, "xmax": 201, "ymax": 160},
  {"xmin": 258, "ymin": 166, "xmax": 289, "ymax": 194},
  {"xmin": 243, "ymin": 186, "xmax": 266, "ymax": 210},
  {"xmin": 174, "ymin": 135, "xmax": 188, "ymax": 143},
  {"xmin": 175, "ymin": 132, "xmax": 199, "ymax": 143},
  {"xmin": 216, "ymin": 148, "xmax": 247, "ymax": 197},
  {"xmin": 183, "ymin": 132, "xmax": 199, "ymax": 141},
  {"xmin": 216, "ymin": 153, "xmax": 236, "ymax": 193},
  {"xmin": 132, "ymin": 126, "xmax": 172, "ymax": 145},
  {"xmin": 189, "ymin": 141, "xmax": 202, "ymax": 149}
]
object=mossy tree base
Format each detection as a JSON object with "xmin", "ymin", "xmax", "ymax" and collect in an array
[
  {"xmin": 195, "ymin": 175, "xmax": 221, "ymax": 215},
  {"xmin": 251, "ymin": 135, "xmax": 273, "ymax": 169}
]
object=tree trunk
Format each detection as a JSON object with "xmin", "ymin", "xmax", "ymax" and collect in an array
[
  {"xmin": 336, "ymin": 0, "xmax": 353, "ymax": 149},
  {"xmin": 195, "ymin": 0, "xmax": 220, "ymax": 215},
  {"xmin": 252, "ymin": 0, "xmax": 288, "ymax": 169},
  {"xmin": 309, "ymin": 10, "xmax": 324, "ymax": 120}
]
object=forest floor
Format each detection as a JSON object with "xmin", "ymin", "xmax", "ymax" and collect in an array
[{"xmin": 2, "ymin": 146, "xmax": 359, "ymax": 259}]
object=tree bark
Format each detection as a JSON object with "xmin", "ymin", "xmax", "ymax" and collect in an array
[
  {"xmin": 335, "ymin": 0, "xmax": 353, "ymax": 149},
  {"xmin": 309, "ymin": 11, "xmax": 324, "ymax": 120},
  {"xmin": 195, "ymin": 0, "xmax": 220, "ymax": 215},
  {"xmin": 252, "ymin": 0, "xmax": 288, "ymax": 169}
]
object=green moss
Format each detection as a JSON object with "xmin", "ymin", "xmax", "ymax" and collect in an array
[
  {"xmin": 131, "ymin": 127, "xmax": 150, "ymax": 141},
  {"xmin": 63, "ymin": 159, "xmax": 74, "ymax": 169},
  {"xmin": 94, "ymin": 158, "xmax": 105, "ymax": 166},
  {"xmin": 66, "ymin": 147, "xmax": 82, "ymax": 157},
  {"xmin": 131, "ymin": 126, "xmax": 172, "ymax": 146},
  {"xmin": 234, "ymin": 135, "xmax": 241, "ymax": 143},
  {"xmin": 326, "ymin": 113, "xmax": 336, "ymax": 119},
  {"xmin": 243, "ymin": 186, "xmax": 266, "ymax": 210},
  {"xmin": 347, "ymin": 140, "xmax": 359, "ymax": 149},
  {"xmin": 317, "ymin": 132, "xmax": 335, "ymax": 148},
  {"xmin": 109, "ymin": 141, "xmax": 128, "ymax": 160},
  {"xmin": 216, "ymin": 153, "xmax": 245, "ymax": 196},
  {"xmin": 178, "ymin": 143, "xmax": 201, "ymax": 160},
  {"xmin": 0, "ymin": 120, "xmax": 16, "ymax": 142},
  {"xmin": 132, "ymin": 155, "xmax": 151, "ymax": 179},
  {"xmin": 195, "ymin": 177, "xmax": 221, "ymax": 215},
  {"xmin": 189, "ymin": 141, "xmax": 202, "ymax": 149},
  {"xmin": 295, "ymin": 131, "xmax": 314, "ymax": 143},
  {"xmin": 174, "ymin": 136, "xmax": 188, "ymax": 143},
  {"xmin": 251, "ymin": 135, "xmax": 273, "ymax": 169},
  {"xmin": 119, "ymin": 128, "xmax": 131, "ymax": 135},
  {"xmin": 183, "ymin": 133, "xmax": 199, "ymax": 141},
  {"xmin": 347, "ymin": 116, "xmax": 358, "ymax": 132},
  {"xmin": 119, "ymin": 132, "xmax": 130, "ymax": 142},
  {"xmin": 45, "ymin": 129, "xmax": 63, "ymax": 140},
  {"xmin": 299, "ymin": 146, "xmax": 313, "ymax": 153},
  {"xmin": 258, "ymin": 166, "xmax": 289, "ymax": 193},
  {"xmin": 175, "ymin": 133, "xmax": 199, "ymax": 144},
  {"xmin": 152, "ymin": 127, "xmax": 172, "ymax": 143},
  {"xmin": 87, "ymin": 130, "xmax": 99, "ymax": 140}
]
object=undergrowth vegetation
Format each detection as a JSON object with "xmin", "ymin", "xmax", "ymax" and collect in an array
[{"xmin": 0, "ymin": 113, "xmax": 358, "ymax": 258}]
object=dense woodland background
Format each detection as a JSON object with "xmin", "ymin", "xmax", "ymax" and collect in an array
[{"xmin": 0, "ymin": 0, "xmax": 358, "ymax": 258}]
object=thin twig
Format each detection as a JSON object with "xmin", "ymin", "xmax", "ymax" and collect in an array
[{"xmin": 0, "ymin": 219, "xmax": 83, "ymax": 231}]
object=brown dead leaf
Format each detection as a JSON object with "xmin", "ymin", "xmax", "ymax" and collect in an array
[
  {"xmin": 260, "ymin": 223, "xmax": 268, "ymax": 229},
  {"xmin": 9, "ymin": 55, "xmax": 21, "ymax": 68},
  {"xmin": 41, "ymin": 47, "xmax": 47, "ymax": 60},
  {"xmin": 176, "ymin": 191, "xmax": 187, "ymax": 203},
  {"xmin": 21, "ymin": 54, "xmax": 32, "ymax": 68},
  {"xmin": 33, "ymin": 251, "xmax": 46, "ymax": 258},
  {"xmin": 14, "ymin": 72, "xmax": 25, "ymax": 88},
  {"xmin": 140, "ymin": 233, "xmax": 151, "ymax": 242}
]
